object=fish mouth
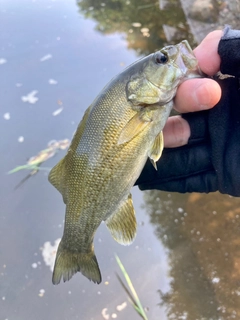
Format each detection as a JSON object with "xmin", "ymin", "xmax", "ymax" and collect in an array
[{"xmin": 163, "ymin": 40, "xmax": 202, "ymax": 80}]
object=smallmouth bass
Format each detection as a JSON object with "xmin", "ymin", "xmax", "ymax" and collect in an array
[{"xmin": 49, "ymin": 41, "xmax": 201, "ymax": 284}]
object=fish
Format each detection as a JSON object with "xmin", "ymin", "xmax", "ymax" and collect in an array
[{"xmin": 49, "ymin": 40, "xmax": 201, "ymax": 285}]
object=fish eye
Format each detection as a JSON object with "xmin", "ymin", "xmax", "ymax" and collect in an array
[{"xmin": 155, "ymin": 52, "xmax": 168, "ymax": 64}]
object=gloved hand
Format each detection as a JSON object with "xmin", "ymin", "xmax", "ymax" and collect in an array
[{"xmin": 136, "ymin": 26, "xmax": 240, "ymax": 197}]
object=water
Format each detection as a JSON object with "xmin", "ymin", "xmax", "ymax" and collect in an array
[{"xmin": 1, "ymin": 0, "xmax": 240, "ymax": 319}]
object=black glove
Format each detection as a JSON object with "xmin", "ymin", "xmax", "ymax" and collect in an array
[{"xmin": 136, "ymin": 27, "xmax": 240, "ymax": 197}]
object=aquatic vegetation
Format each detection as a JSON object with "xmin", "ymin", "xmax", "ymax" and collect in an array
[
  {"xmin": 8, "ymin": 139, "xmax": 70, "ymax": 188},
  {"xmin": 115, "ymin": 254, "xmax": 148, "ymax": 320}
]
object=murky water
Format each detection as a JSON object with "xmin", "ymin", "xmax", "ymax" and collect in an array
[{"xmin": 1, "ymin": 0, "xmax": 240, "ymax": 319}]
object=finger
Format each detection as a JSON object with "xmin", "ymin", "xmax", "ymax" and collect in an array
[
  {"xmin": 163, "ymin": 115, "xmax": 190, "ymax": 148},
  {"xmin": 174, "ymin": 78, "xmax": 221, "ymax": 113},
  {"xmin": 194, "ymin": 30, "xmax": 222, "ymax": 75}
]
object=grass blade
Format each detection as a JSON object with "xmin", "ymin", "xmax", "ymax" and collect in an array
[{"xmin": 115, "ymin": 254, "xmax": 148, "ymax": 320}]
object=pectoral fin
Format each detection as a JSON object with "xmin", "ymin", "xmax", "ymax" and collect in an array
[
  {"xmin": 118, "ymin": 111, "xmax": 152, "ymax": 145},
  {"xmin": 148, "ymin": 131, "xmax": 164, "ymax": 170},
  {"xmin": 105, "ymin": 194, "xmax": 137, "ymax": 245}
]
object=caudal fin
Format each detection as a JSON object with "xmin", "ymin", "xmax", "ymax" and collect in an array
[{"xmin": 52, "ymin": 242, "xmax": 102, "ymax": 285}]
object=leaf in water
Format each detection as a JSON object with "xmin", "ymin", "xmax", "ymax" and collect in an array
[
  {"xmin": 0, "ymin": 58, "xmax": 7, "ymax": 65},
  {"xmin": 21, "ymin": 90, "xmax": 39, "ymax": 104},
  {"xmin": 52, "ymin": 107, "xmax": 63, "ymax": 116},
  {"xmin": 40, "ymin": 54, "xmax": 52, "ymax": 62},
  {"xmin": 3, "ymin": 112, "xmax": 10, "ymax": 120},
  {"xmin": 8, "ymin": 139, "xmax": 70, "ymax": 188},
  {"xmin": 18, "ymin": 136, "xmax": 24, "ymax": 143},
  {"xmin": 48, "ymin": 78, "xmax": 58, "ymax": 85}
]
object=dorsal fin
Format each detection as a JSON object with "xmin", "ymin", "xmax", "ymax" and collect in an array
[{"xmin": 48, "ymin": 158, "xmax": 67, "ymax": 203}]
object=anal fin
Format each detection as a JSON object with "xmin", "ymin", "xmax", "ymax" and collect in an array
[
  {"xmin": 48, "ymin": 158, "xmax": 67, "ymax": 203},
  {"xmin": 105, "ymin": 194, "xmax": 137, "ymax": 245}
]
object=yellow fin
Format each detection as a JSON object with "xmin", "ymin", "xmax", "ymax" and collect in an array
[
  {"xmin": 148, "ymin": 131, "xmax": 164, "ymax": 170},
  {"xmin": 48, "ymin": 158, "xmax": 67, "ymax": 203},
  {"xmin": 118, "ymin": 112, "xmax": 150, "ymax": 145},
  {"xmin": 52, "ymin": 240, "xmax": 102, "ymax": 285},
  {"xmin": 105, "ymin": 194, "xmax": 137, "ymax": 245}
]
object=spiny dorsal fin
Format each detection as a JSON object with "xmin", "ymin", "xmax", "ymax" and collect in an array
[
  {"xmin": 105, "ymin": 194, "xmax": 137, "ymax": 245},
  {"xmin": 148, "ymin": 131, "xmax": 164, "ymax": 170}
]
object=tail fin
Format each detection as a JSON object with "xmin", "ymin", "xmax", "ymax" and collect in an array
[{"xmin": 52, "ymin": 241, "xmax": 102, "ymax": 285}]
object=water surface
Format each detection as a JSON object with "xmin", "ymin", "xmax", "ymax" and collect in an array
[{"xmin": 1, "ymin": 0, "xmax": 240, "ymax": 319}]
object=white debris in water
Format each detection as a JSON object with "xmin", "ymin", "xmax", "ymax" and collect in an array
[
  {"xmin": 97, "ymin": 291, "xmax": 101, "ymax": 295},
  {"xmin": 18, "ymin": 136, "xmax": 24, "ymax": 143},
  {"xmin": 38, "ymin": 289, "xmax": 45, "ymax": 297},
  {"xmin": 116, "ymin": 302, "xmax": 127, "ymax": 311},
  {"xmin": 141, "ymin": 27, "xmax": 149, "ymax": 33},
  {"xmin": 41, "ymin": 238, "xmax": 61, "ymax": 271},
  {"xmin": 48, "ymin": 78, "xmax": 58, "ymax": 85},
  {"xmin": 2, "ymin": 296, "xmax": 6, "ymax": 301},
  {"xmin": 101, "ymin": 308, "xmax": 110, "ymax": 320},
  {"xmin": 132, "ymin": 22, "xmax": 141, "ymax": 27},
  {"xmin": 56, "ymin": 37, "xmax": 60, "ymax": 41},
  {"xmin": 212, "ymin": 277, "xmax": 220, "ymax": 283},
  {"xmin": 3, "ymin": 112, "xmax": 10, "ymax": 120},
  {"xmin": 0, "ymin": 58, "xmax": 7, "ymax": 65},
  {"xmin": 21, "ymin": 90, "xmax": 38, "ymax": 104},
  {"xmin": 140, "ymin": 27, "xmax": 150, "ymax": 37},
  {"xmin": 40, "ymin": 54, "xmax": 52, "ymax": 62},
  {"xmin": 178, "ymin": 207, "xmax": 184, "ymax": 213},
  {"xmin": 16, "ymin": 83, "xmax": 23, "ymax": 87},
  {"xmin": 111, "ymin": 314, "xmax": 117, "ymax": 319},
  {"xmin": 52, "ymin": 107, "xmax": 63, "ymax": 116},
  {"xmin": 32, "ymin": 263, "xmax": 38, "ymax": 269}
]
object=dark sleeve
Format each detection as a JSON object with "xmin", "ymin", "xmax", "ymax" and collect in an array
[{"xmin": 136, "ymin": 26, "xmax": 240, "ymax": 197}]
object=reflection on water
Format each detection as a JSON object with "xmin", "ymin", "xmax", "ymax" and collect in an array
[
  {"xmin": 77, "ymin": 0, "xmax": 194, "ymax": 55},
  {"xmin": 1, "ymin": 0, "xmax": 240, "ymax": 319},
  {"xmin": 143, "ymin": 190, "xmax": 240, "ymax": 319}
]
